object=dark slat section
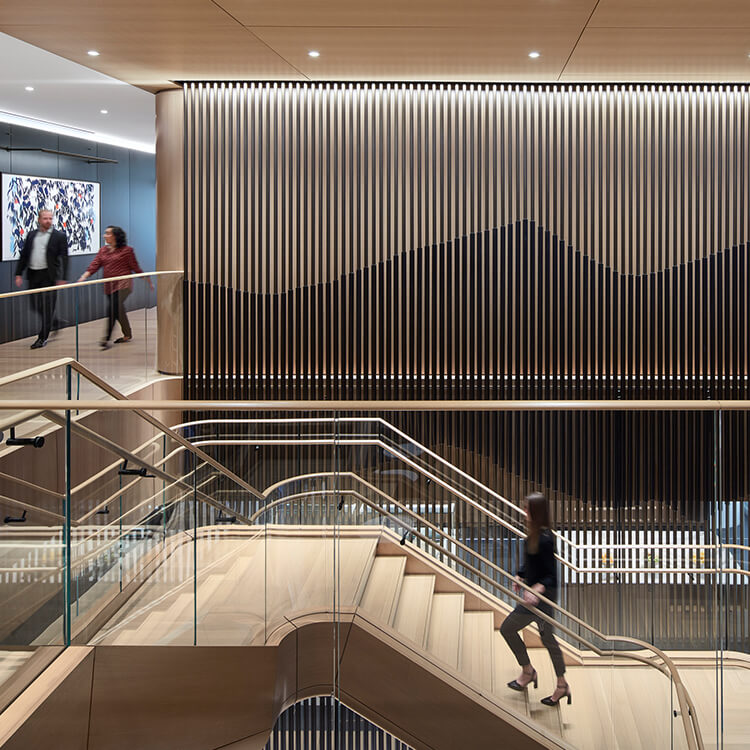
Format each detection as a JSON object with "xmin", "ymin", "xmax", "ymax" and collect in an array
[
  {"xmin": 264, "ymin": 697, "xmax": 413, "ymax": 750},
  {"xmin": 185, "ymin": 222, "xmax": 748, "ymax": 401}
]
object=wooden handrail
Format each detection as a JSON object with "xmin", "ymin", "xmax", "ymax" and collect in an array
[
  {"xmin": 251, "ymin": 497, "xmax": 705, "ymax": 750},
  {"xmin": 1, "ymin": 398, "xmax": 750, "ymax": 411},
  {"xmin": 179, "ymin": 418, "xmax": 750, "ymax": 564},
  {"xmin": 0, "ymin": 270, "xmax": 180, "ymax": 300},
  {"xmin": 201, "ymin": 440, "xmax": 750, "ymax": 575}
]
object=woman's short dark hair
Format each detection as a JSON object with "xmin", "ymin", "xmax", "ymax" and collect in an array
[{"xmin": 107, "ymin": 226, "xmax": 127, "ymax": 248}]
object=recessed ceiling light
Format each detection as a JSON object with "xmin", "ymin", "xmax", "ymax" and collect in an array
[
  {"xmin": 528, "ymin": 51, "xmax": 541, "ymax": 59},
  {"xmin": 100, "ymin": 109, "xmax": 109, "ymax": 114},
  {"xmin": 24, "ymin": 86, "xmax": 34, "ymax": 92},
  {"xmin": 87, "ymin": 50, "xmax": 100, "ymax": 57},
  {"xmin": 308, "ymin": 50, "xmax": 320, "ymax": 58}
]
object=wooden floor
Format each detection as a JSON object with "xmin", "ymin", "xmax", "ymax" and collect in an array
[
  {"xmin": 87, "ymin": 525, "xmax": 746, "ymax": 749},
  {"xmin": 0, "ymin": 308, "xmax": 161, "ymax": 438}
]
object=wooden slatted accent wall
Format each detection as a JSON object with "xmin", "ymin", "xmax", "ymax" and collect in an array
[
  {"xmin": 184, "ymin": 82, "xmax": 749, "ymax": 400},
  {"xmin": 182, "ymin": 83, "xmax": 750, "ymax": 651}
]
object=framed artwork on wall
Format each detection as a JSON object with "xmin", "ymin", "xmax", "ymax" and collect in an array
[{"xmin": 1, "ymin": 173, "xmax": 101, "ymax": 261}]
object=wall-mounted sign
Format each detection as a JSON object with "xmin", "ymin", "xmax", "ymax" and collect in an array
[{"xmin": 2, "ymin": 173, "xmax": 101, "ymax": 261}]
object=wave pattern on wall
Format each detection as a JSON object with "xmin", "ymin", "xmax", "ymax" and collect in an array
[
  {"xmin": 186, "ymin": 220, "xmax": 747, "ymax": 399},
  {"xmin": 184, "ymin": 82, "xmax": 749, "ymax": 399}
]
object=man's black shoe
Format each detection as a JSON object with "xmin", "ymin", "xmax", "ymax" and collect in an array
[{"xmin": 30, "ymin": 338, "xmax": 47, "ymax": 349}]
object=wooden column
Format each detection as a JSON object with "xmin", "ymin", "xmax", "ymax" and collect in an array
[{"xmin": 155, "ymin": 89, "xmax": 184, "ymax": 376}]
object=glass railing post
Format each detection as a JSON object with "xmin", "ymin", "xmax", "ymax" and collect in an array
[
  {"xmin": 264, "ymin": 422, "xmax": 269, "ymax": 644},
  {"xmin": 64, "ymin": 363, "xmax": 72, "ymax": 646},
  {"xmin": 192, "ymin": 446, "xmax": 198, "ymax": 646},
  {"xmin": 669, "ymin": 674, "xmax": 675, "ymax": 749},
  {"xmin": 74, "ymin": 284, "xmax": 80, "ymax": 362},
  {"xmin": 713, "ymin": 407, "xmax": 725, "ymax": 749},
  {"xmin": 162, "ymin": 434, "xmax": 167, "ymax": 542},
  {"xmin": 143, "ymin": 279, "xmax": 148, "ymax": 381},
  {"xmin": 118, "ymin": 471, "xmax": 123, "ymax": 592},
  {"xmin": 74, "ymin": 285, "xmax": 81, "ymax": 401},
  {"xmin": 333, "ymin": 408, "xmax": 342, "ymax": 747}
]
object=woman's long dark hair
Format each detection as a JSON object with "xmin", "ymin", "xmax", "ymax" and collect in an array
[
  {"xmin": 107, "ymin": 225, "xmax": 127, "ymax": 248},
  {"xmin": 525, "ymin": 492, "xmax": 551, "ymax": 554}
]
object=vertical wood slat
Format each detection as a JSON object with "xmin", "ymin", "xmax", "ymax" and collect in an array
[
  {"xmin": 183, "ymin": 83, "xmax": 750, "ymax": 652},
  {"xmin": 265, "ymin": 696, "xmax": 414, "ymax": 749},
  {"xmin": 184, "ymin": 83, "xmax": 749, "ymax": 398}
]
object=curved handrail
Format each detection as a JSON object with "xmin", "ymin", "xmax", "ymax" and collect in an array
[
  {"xmin": 0, "ymin": 357, "xmax": 263, "ymax": 501},
  {"xmin": 3, "ymin": 398, "xmax": 749, "ymax": 411},
  {"xmin": 0, "ymin": 270, "xmax": 180, "ymax": 300},
  {"xmin": 175, "ymin": 416, "xmax": 524, "ymax": 518},
  {"xmin": 187, "ymin": 431, "xmax": 750, "ymax": 579},
  {"xmin": 181, "ymin": 417, "xmax": 750, "ymax": 565},
  {"xmin": 251, "ymin": 476, "xmax": 704, "ymax": 750}
]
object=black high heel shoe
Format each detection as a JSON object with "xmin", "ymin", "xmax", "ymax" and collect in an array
[
  {"xmin": 507, "ymin": 668, "xmax": 538, "ymax": 691},
  {"xmin": 541, "ymin": 685, "xmax": 572, "ymax": 706}
]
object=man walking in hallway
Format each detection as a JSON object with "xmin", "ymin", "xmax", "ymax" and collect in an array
[{"xmin": 14, "ymin": 208, "xmax": 69, "ymax": 349}]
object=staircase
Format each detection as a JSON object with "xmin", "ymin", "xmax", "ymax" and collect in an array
[{"xmin": 84, "ymin": 525, "xmax": 703, "ymax": 749}]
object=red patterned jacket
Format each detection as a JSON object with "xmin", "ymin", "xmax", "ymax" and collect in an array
[{"xmin": 84, "ymin": 245, "xmax": 144, "ymax": 294}]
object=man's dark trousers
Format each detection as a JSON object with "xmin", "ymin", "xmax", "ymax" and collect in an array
[{"xmin": 27, "ymin": 268, "xmax": 58, "ymax": 342}]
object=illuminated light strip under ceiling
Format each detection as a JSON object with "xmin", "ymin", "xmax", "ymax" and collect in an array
[{"xmin": 0, "ymin": 109, "xmax": 155, "ymax": 154}]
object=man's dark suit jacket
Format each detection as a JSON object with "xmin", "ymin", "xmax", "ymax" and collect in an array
[{"xmin": 15, "ymin": 229, "xmax": 69, "ymax": 284}]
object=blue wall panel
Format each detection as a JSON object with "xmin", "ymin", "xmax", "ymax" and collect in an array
[{"xmin": 0, "ymin": 123, "xmax": 155, "ymax": 289}]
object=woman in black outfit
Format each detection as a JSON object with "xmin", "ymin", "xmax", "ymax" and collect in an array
[{"xmin": 500, "ymin": 492, "xmax": 571, "ymax": 706}]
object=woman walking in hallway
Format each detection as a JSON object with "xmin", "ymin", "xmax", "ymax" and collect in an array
[
  {"xmin": 78, "ymin": 226, "xmax": 151, "ymax": 349},
  {"xmin": 500, "ymin": 492, "xmax": 571, "ymax": 706}
]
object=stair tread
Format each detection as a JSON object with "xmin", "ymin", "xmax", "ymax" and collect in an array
[
  {"xmin": 460, "ymin": 611, "xmax": 494, "ymax": 692},
  {"xmin": 360, "ymin": 555, "xmax": 407, "ymax": 625},
  {"xmin": 526, "ymin": 656, "xmax": 564, "ymax": 739},
  {"xmin": 425, "ymin": 592, "xmax": 464, "ymax": 670},
  {"xmin": 392, "ymin": 574, "xmax": 435, "ymax": 648}
]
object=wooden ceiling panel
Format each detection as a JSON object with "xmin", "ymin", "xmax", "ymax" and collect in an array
[
  {"xmin": 0, "ymin": 0, "xmax": 239, "ymax": 28},
  {"xmin": 218, "ymin": 0, "xmax": 596, "ymax": 29},
  {"xmin": 0, "ymin": 25, "xmax": 304, "ymax": 91},
  {"xmin": 2, "ymin": 0, "xmax": 750, "ymax": 89},
  {"xmin": 590, "ymin": 0, "xmax": 750, "ymax": 28},
  {"xmin": 562, "ymin": 29, "xmax": 750, "ymax": 81},
  {"xmin": 250, "ymin": 27, "xmax": 578, "ymax": 81}
]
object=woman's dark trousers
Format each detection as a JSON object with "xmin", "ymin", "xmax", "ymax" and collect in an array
[
  {"xmin": 500, "ymin": 597, "xmax": 566, "ymax": 678},
  {"xmin": 104, "ymin": 289, "xmax": 132, "ymax": 341}
]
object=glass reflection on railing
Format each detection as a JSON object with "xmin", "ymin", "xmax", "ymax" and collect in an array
[
  {"xmin": 0, "ymin": 381, "xmax": 744, "ymax": 749},
  {"xmin": 0, "ymin": 410, "xmax": 66, "ymax": 652},
  {"xmin": 0, "ymin": 273, "xmax": 179, "ymax": 406},
  {"xmin": 69, "ymin": 424, "xmax": 264, "ymax": 647}
]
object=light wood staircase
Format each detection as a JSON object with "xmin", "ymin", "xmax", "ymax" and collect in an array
[{"xmin": 81, "ymin": 525, "xmax": 715, "ymax": 749}]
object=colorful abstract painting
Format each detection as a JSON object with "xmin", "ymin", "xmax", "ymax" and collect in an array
[{"xmin": 1, "ymin": 173, "xmax": 100, "ymax": 261}]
